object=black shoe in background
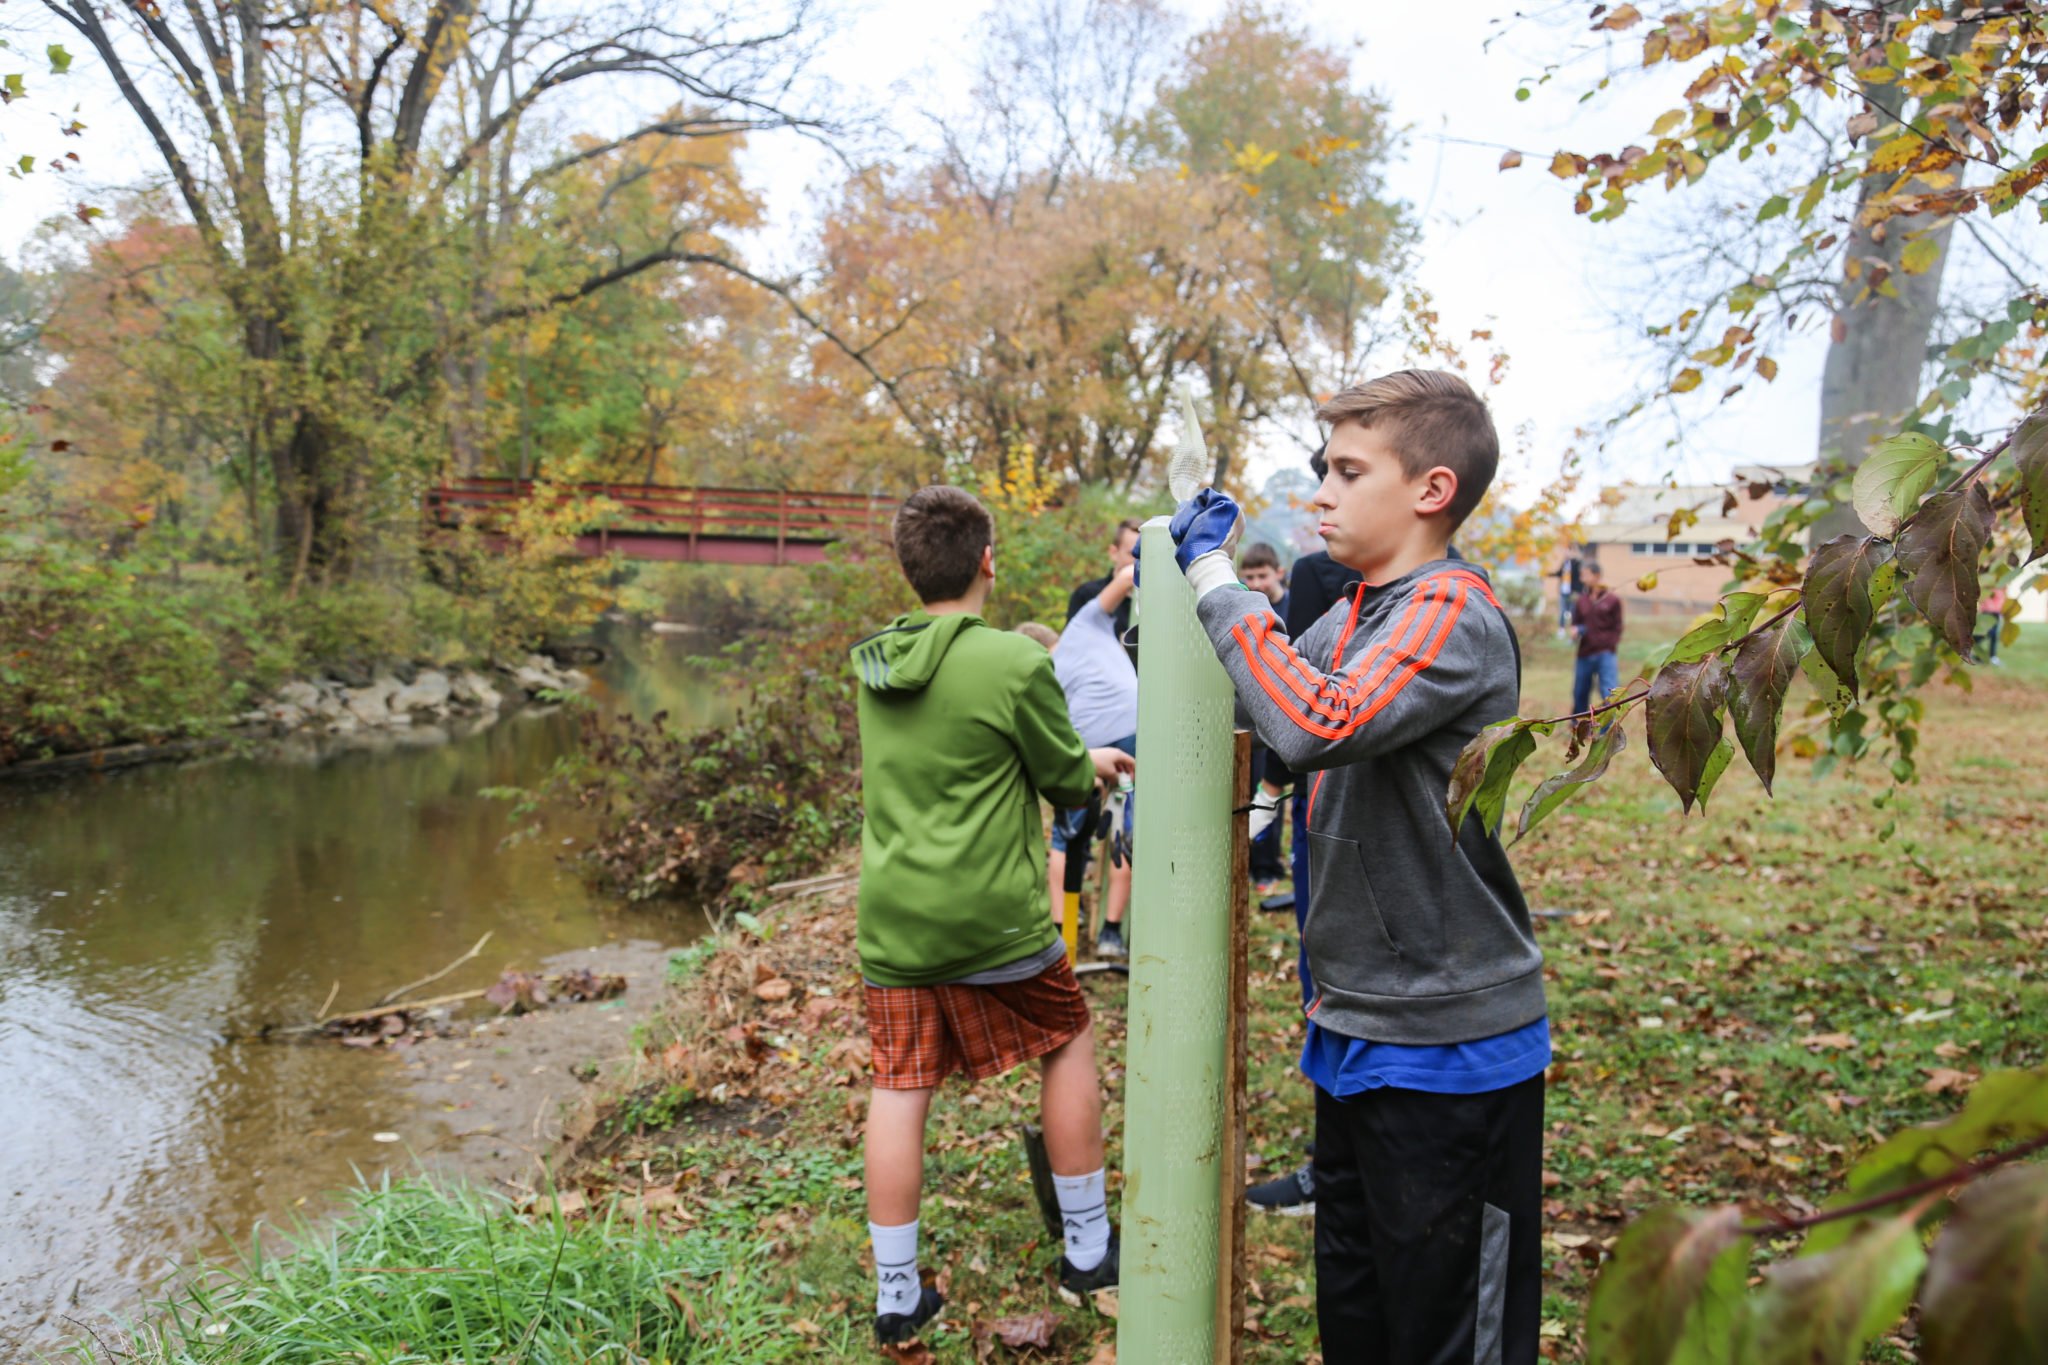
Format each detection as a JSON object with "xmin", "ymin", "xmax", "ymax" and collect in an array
[
  {"xmin": 1245, "ymin": 1163, "xmax": 1315, "ymax": 1215},
  {"xmin": 1094, "ymin": 923, "xmax": 1126, "ymax": 958}
]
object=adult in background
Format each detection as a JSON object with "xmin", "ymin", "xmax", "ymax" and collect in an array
[
  {"xmin": 1550, "ymin": 542, "xmax": 1584, "ymax": 640},
  {"xmin": 1570, "ymin": 561, "xmax": 1623, "ymax": 714},
  {"xmin": 1067, "ymin": 518, "xmax": 1142, "ymax": 667},
  {"xmin": 1978, "ymin": 584, "xmax": 2008, "ymax": 666}
]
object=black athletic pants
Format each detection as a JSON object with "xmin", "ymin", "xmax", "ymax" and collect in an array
[{"xmin": 1312, "ymin": 1074, "xmax": 1544, "ymax": 1364}]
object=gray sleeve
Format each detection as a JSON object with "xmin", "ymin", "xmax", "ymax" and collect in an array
[{"xmin": 1194, "ymin": 573, "xmax": 1501, "ymax": 773}]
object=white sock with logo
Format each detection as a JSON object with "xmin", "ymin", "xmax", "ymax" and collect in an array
[
  {"xmin": 871, "ymin": 1219, "xmax": 921, "ymax": 1316},
  {"xmin": 1054, "ymin": 1169, "xmax": 1111, "ymax": 1271}
]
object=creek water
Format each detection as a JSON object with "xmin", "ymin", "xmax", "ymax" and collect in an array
[{"xmin": 0, "ymin": 626, "xmax": 729, "ymax": 1356}]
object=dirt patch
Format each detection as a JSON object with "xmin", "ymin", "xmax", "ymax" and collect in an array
[
  {"xmin": 562, "ymin": 862, "xmax": 874, "ymax": 1169},
  {"xmin": 383, "ymin": 939, "xmax": 682, "ymax": 1193}
]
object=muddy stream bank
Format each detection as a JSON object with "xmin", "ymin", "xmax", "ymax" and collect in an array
[{"xmin": 0, "ymin": 627, "xmax": 728, "ymax": 1357}]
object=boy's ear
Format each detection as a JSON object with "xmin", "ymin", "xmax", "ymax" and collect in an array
[
  {"xmin": 1415, "ymin": 466, "xmax": 1459, "ymax": 518},
  {"xmin": 979, "ymin": 544, "xmax": 995, "ymax": 579}
]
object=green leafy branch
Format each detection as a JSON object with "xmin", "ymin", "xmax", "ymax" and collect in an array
[
  {"xmin": 1586, "ymin": 1064, "xmax": 2048, "ymax": 1365},
  {"xmin": 1449, "ymin": 406, "xmax": 2048, "ymax": 842}
]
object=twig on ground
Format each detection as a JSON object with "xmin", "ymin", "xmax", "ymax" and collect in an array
[{"xmin": 376, "ymin": 933, "xmax": 494, "ymax": 1007}]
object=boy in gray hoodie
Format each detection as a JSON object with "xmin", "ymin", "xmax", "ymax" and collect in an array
[{"xmin": 1168, "ymin": 370, "xmax": 1546, "ymax": 1363}]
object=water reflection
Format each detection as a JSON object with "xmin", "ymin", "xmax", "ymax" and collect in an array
[{"xmin": 0, "ymin": 634, "xmax": 728, "ymax": 1353}]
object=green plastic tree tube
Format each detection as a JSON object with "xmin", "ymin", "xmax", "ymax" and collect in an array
[{"xmin": 1117, "ymin": 514, "xmax": 1237, "ymax": 1363}]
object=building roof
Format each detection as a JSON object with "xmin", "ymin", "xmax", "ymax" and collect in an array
[{"xmin": 1581, "ymin": 463, "xmax": 1814, "ymax": 546}]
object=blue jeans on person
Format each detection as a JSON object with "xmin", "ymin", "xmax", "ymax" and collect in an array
[{"xmin": 1572, "ymin": 651, "xmax": 1619, "ymax": 714}]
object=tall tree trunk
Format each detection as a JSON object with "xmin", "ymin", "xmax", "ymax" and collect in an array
[
  {"xmin": 1813, "ymin": 203, "xmax": 1956, "ymax": 542},
  {"xmin": 1812, "ymin": 9, "xmax": 1972, "ymax": 543}
]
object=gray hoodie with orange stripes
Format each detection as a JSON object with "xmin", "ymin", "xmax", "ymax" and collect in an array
[{"xmin": 1194, "ymin": 556, "xmax": 1543, "ymax": 1047}]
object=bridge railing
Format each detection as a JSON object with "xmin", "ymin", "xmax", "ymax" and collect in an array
[{"xmin": 424, "ymin": 478, "xmax": 895, "ymax": 555}]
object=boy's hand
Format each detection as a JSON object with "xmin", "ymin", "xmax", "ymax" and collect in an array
[
  {"xmin": 1168, "ymin": 488, "xmax": 1243, "ymax": 574},
  {"xmin": 1089, "ymin": 747, "xmax": 1135, "ymax": 785}
]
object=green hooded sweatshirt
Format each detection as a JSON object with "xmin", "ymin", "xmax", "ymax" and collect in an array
[{"xmin": 851, "ymin": 609, "xmax": 1097, "ymax": 986}]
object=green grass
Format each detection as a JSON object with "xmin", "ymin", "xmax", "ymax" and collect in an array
[{"xmin": 79, "ymin": 1179, "xmax": 863, "ymax": 1364}]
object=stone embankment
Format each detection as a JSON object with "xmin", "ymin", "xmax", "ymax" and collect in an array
[{"xmin": 238, "ymin": 654, "xmax": 589, "ymax": 736}]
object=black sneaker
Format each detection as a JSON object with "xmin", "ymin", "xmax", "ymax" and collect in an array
[
  {"xmin": 1095, "ymin": 924, "xmax": 1126, "ymax": 959},
  {"xmin": 874, "ymin": 1286, "xmax": 943, "ymax": 1346},
  {"xmin": 1059, "ymin": 1230, "xmax": 1120, "ymax": 1294},
  {"xmin": 1245, "ymin": 1163, "xmax": 1314, "ymax": 1215}
]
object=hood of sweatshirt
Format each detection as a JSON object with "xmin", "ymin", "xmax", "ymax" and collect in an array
[{"xmin": 849, "ymin": 610, "xmax": 980, "ymax": 693}]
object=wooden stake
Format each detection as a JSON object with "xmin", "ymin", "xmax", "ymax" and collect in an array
[{"xmin": 1216, "ymin": 729, "xmax": 1253, "ymax": 1365}]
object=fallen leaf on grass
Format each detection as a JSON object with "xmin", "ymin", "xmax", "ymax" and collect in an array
[
  {"xmin": 753, "ymin": 977, "xmax": 794, "ymax": 1003},
  {"xmin": 1084, "ymin": 1343, "xmax": 1116, "ymax": 1364},
  {"xmin": 1923, "ymin": 1066, "xmax": 1978, "ymax": 1095},
  {"xmin": 879, "ymin": 1342, "xmax": 936, "ymax": 1364},
  {"xmin": 1799, "ymin": 1031, "xmax": 1856, "ymax": 1051},
  {"xmin": 990, "ymin": 1309, "xmax": 1060, "ymax": 1349},
  {"xmin": 1091, "ymin": 1288, "xmax": 1118, "ymax": 1319}
]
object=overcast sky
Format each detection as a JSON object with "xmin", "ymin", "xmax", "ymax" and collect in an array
[{"xmin": 4, "ymin": 0, "xmax": 2008, "ymax": 505}]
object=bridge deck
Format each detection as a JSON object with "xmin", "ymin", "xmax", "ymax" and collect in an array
[{"xmin": 424, "ymin": 479, "xmax": 893, "ymax": 565}]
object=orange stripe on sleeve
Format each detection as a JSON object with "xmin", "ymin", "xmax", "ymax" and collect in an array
[
  {"xmin": 1234, "ymin": 587, "xmax": 1445, "ymax": 739},
  {"xmin": 1231, "ymin": 573, "xmax": 1475, "ymax": 746}
]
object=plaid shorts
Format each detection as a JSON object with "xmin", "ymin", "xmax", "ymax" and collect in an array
[{"xmin": 863, "ymin": 957, "xmax": 1092, "ymax": 1090}]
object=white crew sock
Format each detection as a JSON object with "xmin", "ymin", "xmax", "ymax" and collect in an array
[
  {"xmin": 870, "ymin": 1219, "xmax": 921, "ymax": 1316},
  {"xmin": 1053, "ymin": 1169, "xmax": 1111, "ymax": 1271}
]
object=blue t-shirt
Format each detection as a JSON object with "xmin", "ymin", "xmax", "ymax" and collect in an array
[
  {"xmin": 1053, "ymin": 598, "xmax": 1138, "ymax": 746},
  {"xmin": 1301, "ymin": 1015, "xmax": 1551, "ymax": 1097}
]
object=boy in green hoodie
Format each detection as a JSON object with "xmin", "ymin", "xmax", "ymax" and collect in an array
[{"xmin": 850, "ymin": 485, "xmax": 1135, "ymax": 1346}]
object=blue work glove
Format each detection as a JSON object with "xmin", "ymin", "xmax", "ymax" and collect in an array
[{"xmin": 1168, "ymin": 488, "xmax": 1244, "ymax": 575}]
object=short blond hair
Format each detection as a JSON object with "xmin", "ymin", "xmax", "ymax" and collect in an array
[
  {"xmin": 1014, "ymin": 621, "xmax": 1059, "ymax": 650},
  {"xmin": 1316, "ymin": 370, "xmax": 1498, "ymax": 530}
]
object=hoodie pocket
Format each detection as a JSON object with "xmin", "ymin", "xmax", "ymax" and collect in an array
[{"xmin": 1303, "ymin": 831, "xmax": 1406, "ymax": 991}]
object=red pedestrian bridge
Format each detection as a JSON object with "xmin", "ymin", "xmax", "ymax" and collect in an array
[{"xmin": 424, "ymin": 478, "xmax": 894, "ymax": 565}]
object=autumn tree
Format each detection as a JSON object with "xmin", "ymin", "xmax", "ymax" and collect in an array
[
  {"xmin": 29, "ymin": 0, "xmax": 829, "ymax": 584},
  {"xmin": 789, "ymin": 0, "xmax": 1433, "ymax": 495}
]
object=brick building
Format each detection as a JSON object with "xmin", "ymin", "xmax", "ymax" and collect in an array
[{"xmin": 1568, "ymin": 465, "xmax": 1808, "ymax": 619}]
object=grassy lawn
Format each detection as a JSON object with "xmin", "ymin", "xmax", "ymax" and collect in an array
[
  {"xmin": 543, "ymin": 628, "xmax": 2047, "ymax": 1361},
  {"xmin": 111, "ymin": 629, "xmax": 2048, "ymax": 1363}
]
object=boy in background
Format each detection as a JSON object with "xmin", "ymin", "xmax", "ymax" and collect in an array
[
  {"xmin": 1170, "ymin": 371, "xmax": 1546, "ymax": 1361},
  {"xmin": 1048, "ymin": 562, "xmax": 1138, "ymax": 957},
  {"xmin": 1237, "ymin": 543, "xmax": 1291, "ymax": 892},
  {"xmin": 850, "ymin": 487, "xmax": 1133, "ymax": 1344}
]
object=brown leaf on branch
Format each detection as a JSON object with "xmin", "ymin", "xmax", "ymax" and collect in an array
[
  {"xmin": 1895, "ymin": 484, "xmax": 1993, "ymax": 658},
  {"xmin": 1645, "ymin": 657, "xmax": 1727, "ymax": 812},
  {"xmin": 1500, "ymin": 150, "xmax": 1524, "ymax": 171},
  {"xmin": 2013, "ymin": 412, "xmax": 2048, "ymax": 564},
  {"xmin": 1728, "ymin": 617, "xmax": 1810, "ymax": 795},
  {"xmin": 1802, "ymin": 535, "xmax": 1893, "ymax": 702}
]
